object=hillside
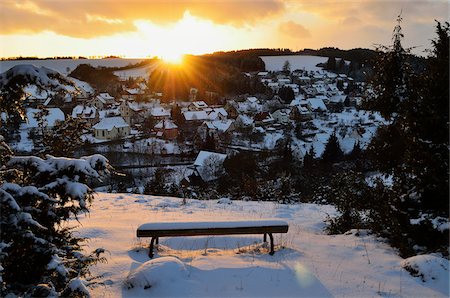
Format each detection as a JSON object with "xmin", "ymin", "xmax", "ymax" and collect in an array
[
  {"xmin": 0, "ymin": 64, "xmax": 92, "ymax": 104},
  {"xmin": 77, "ymin": 192, "xmax": 449, "ymax": 297}
]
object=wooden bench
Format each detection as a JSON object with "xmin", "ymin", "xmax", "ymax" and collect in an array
[{"xmin": 137, "ymin": 220, "xmax": 289, "ymax": 258}]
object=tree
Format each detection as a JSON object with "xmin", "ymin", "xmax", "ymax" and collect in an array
[
  {"xmin": 364, "ymin": 18, "xmax": 448, "ymax": 256},
  {"xmin": 321, "ymin": 133, "xmax": 343, "ymax": 164},
  {"xmin": 326, "ymin": 56, "xmax": 336, "ymax": 71},
  {"xmin": 144, "ymin": 168, "xmax": 168, "ymax": 195},
  {"xmin": 1, "ymin": 150, "xmax": 111, "ymax": 296},
  {"xmin": 171, "ymin": 104, "xmax": 185, "ymax": 126},
  {"xmin": 278, "ymin": 86, "xmax": 295, "ymax": 103},
  {"xmin": 282, "ymin": 60, "xmax": 291, "ymax": 74},
  {"xmin": 42, "ymin": 116, "xmax": 86, "ymax": 156}
]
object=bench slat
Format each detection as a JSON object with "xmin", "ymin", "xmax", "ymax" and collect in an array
[{"xmin": 137, "ymin": 225, "xmax": 288, "ymax": 237}]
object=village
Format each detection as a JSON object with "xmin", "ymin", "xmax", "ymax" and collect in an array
[{"xmin": 3, "ymin": 57, "xmax": 385, "ymax": 191}]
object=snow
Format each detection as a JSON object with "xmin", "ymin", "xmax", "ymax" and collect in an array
[
  {"xmin": 260, "ymin": 55, "xmax": 328, "ymax": 72},
  {"xmin": 126, "ymin": 257, "xmax": 188, "ymax": 290},
  {"xmin": 92, "ymin": 116, "xmax": 129, "ymax": 130},
  {"xmin": 307, "ymin": 98, "xmax": 328, "ymax": 111},
  {"xmin": 138, "ymin": 219, "xmax": 288, "ymax": 231},
  {"xmin": 154, "ymin": 119, "xmax": 177, "ymax": 129},
  {"xmin": 183, "ymin": 110, "xmax": 209, "ymax": 121},
  {"xmin": 76, "ymin": 193, "xmax": 448, "ymax": 297},
  {"xmin": 150, "ymin": 107, "xmax": 171, "ymax": 118},
  {"xmin": 22, "ymin": 108, "xmax": 65, "ymax": 128},
  {"xmin": 193, "ymin": 151, "xmax": 227, "ymax": 168},
  {"xmin": 0, "ymin": 58, "xmax": 148, "ymax": 75},
  {"xmin": 114, "ymin": 63, "xmax": 158, "ymax": 80},
  {"xmin": 401, "ymin": 255, "xmax": 449, "ymax": 296},
  {"xmin": 204, "ymin": 119, "xmax": 233, "ymax": 132}
]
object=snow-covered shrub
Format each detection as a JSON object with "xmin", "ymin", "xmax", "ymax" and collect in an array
[{"xmin": 0, "ymin": 149, "xmax": 111, "ymax": 296}]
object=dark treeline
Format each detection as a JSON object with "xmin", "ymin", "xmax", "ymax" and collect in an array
[{"xmin": 148, "ymin": 55, "xmax": 268, "ymax": 101}]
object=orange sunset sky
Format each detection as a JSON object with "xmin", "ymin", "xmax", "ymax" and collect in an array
[{"xmin": 0, "ymin": 0, "xmax": 448, "ymax": 58}]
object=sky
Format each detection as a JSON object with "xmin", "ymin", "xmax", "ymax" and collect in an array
[{"xmin": 0, "ymin": 0, "xmax": 448, "ymax": 59}]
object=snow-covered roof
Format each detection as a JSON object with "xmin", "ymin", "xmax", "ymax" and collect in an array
[
  {"xmin": 328, "ymin": 95, "xmax": 347, "ymax": 103},
  {"xmin": 72, "ymin": 105, "xmax": 97, "ymax": 119},
  {"xmin": 183, "ymin": 111, "xmax": 209, "ymax": 121},
  {"xmin": 191, "ymin": 101, "xmax": 208, "ymax": 109},
  {"xmin": 193, "ymin": 150, "xmax": 227, "ymax": 182},
  {"xmin": 23, "ymin": 108, "xmax": 65, "ymax": 128},
  {"xmin": 150, "ymin": 107, "xmax": 171, "ymax": 117},
  {"xmin": 236, "ymin": 114, "xmax": 254, "ymax": 126},
  {"xmin": 99, "ymin": 92, "xmax": 114, "ymax": 100},
  {"xmin": 203, "ymin": 119, "xmax": 234, "ymax": 132},
  {"xmin": 92, "ymin": 116, "xmax": 129, "ymax": 131},
  {"xmin": 207, "ymin": 108, "xmax": 228, "ymax": 120},
  {"xmin": 247, "ymin": 97, "xmax": 259, "ymax": 103},
  {"xmin": 307, "ymin": 98, "xmax": 328, "ymax": 111},
  {"xmin": 154, "ymin": 119, "xmax": 178, "ymax": 130},
  {"xmin": 194, "ymin": 151, "xmax": 227, "ymax": 167},
  {"xmin": 125, "ymin": 88, "xmax": 141, "ymax": 95}
]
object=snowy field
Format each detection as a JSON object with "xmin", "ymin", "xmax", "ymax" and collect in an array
[
  {"xmin": 260, "ymin": 55, "xmax": 328, "ymax": 72},
  {"xmin": 0, "ymin": 58, "xmax": 148, "ymax": 75},
  {"xmin": 77, "ymin": 193, "xmax": 448, "ymax": 297}
]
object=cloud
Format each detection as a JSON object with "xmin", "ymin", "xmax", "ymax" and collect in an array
[
  {"xmin": 0, "ymin": 0, "xmax": 286, "ymax": 38},
  {"xmin": 278, "ymin": 21, "xmax": 311, "ymax": 38}
]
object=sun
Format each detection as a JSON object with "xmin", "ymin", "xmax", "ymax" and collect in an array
[{"xmin": 161, "ymin": 52, "xmax": 184, "ymax": 64}]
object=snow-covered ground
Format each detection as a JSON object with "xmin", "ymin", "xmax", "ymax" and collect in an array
[
  {"xmin": 0, "ymin": 58, "xmax": 148, "ymax": 75},
  {"xmin": 260, "ymin": 55, "xmax": 329, "ymax": 72},
  {"xmin": 77, "ymin": 193, "xmax": 449, "ymax": 297},
  {"xmin": 113, "ymin": 62, "xmax": 159, "ymax": 80}
]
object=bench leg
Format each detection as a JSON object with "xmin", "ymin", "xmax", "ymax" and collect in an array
[
  {"xmin": 156, "ymin": 237, "xmax": 159, "ymax": 245},
  {"xmin": 268, "ymin": 233, "xmax": 274, "ymax": 255},
  {"xmin": 263, "ymin": 233, "xmax": 267, "ymax": 243},
  {"xmin": 148, "ymin": 237, "xmax": 156, "ymax": 258}
]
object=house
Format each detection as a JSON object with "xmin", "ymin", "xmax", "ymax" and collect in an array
[
  {"xmin": 253, "ymin": 112, "xmax": 275, "ymax": 126},
  {"xmin": 234, "ymin": 114, "xmax": 254, "ymax": 129},
  {"xmin": 290, "ymin": 106, "xmax": 312, "ymax": 121},
  {"xmin": 267, "ymin": 82, "xmax": 280, "ymax": 93},
  {"xmin": 92, "ymin": 93, "xmax": 115, "ymax": 109},
  {"xmin": 150, "ymin": 107, "xmax": 171, "ymax": 120},
  {"xmin": 188, "ymin": 101, "xmax": 208, "ymax": 111},
  {"xmin": 224, "ymin": 101, "xmax": 239, "ymax": 119},
  {"xmin": 71, "ymin": 105, "xmax": 98, "ymax": 126},
  {"xmin": 197, "ymin": 119, "xmax": 234, "ymax": 142},
  {"xmin": 92, "ymin": 116, "xmax": 130, "ymax": 140},
  {"xmin": 272, "ymin": 108, "xmax": 291, "ymax": 125},
  {"xmin": 122, "ymin": 88, "xmax": 144, "ymax": 101},
  {"xmin": 307, "ymin": 98, "xmax": 328, "ymax": 113},
  {"xmin": 207, "ymin": 108, "xmax": 228, "ymax": 121},
  {"xmin": 192, "ymin": 150, "xmax": 227, "ymax": 182},
  {"xmin": 120, "ymin": 100, "xmax": 148, "ymax": 125},
  {"xmin": 154, "ymin": 119, "xmax": 178, "ymax": 140},
  {"xmin": 183, "ymin": 110, "xmax": 209, "ymax": 122}
]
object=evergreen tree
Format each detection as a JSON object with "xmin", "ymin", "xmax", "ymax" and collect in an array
[
  {"xmin": 0, "ymin": 148, "xmax": 111, "ymax": 296},
  {"xmin": 302, "ymin": 146, "xmax": 316, "ymax": 169},
  {"xmin": 326, "ymin": 57, "xmax": 336, "ymax": 71},
  {"xmin": 278, "ymin": 86, "xmax": 295, "ymax": 103},
  {"xmin": 42, "ymin": 116, "xmax": 86, "ymax": 156},
  {"xmin": 364, "ymin": 18, "xmax": 449, "ymax": 256},
  {"xmin": 282, "ymin": 60, "xmax": 291, "ymax": 74},
  {"xmin": 321, "ymin": 133, "xmax": 343, "ymax": 164},
  {"xmin": 144, "ymin": 168, "xmax": 168, "ymax": 195},
  {"xmin": 171, "ymin": 104, "xmax": 184, "ymax": 126}
]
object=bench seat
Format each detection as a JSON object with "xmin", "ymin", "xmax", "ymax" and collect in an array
[{"xmin": 137, "ymin": 220, "xmax": 289, "ymax": 258}]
